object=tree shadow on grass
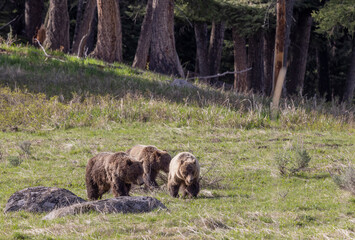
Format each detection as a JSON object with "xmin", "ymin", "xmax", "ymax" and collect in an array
[{"xmin": 0, "ymin": 49, "xmax": 245, "ymax": 110}]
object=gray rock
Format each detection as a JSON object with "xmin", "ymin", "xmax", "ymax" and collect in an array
[
  {"xmin": 43, "ymin": 196, "xmax": 167, "ymax": 220},
  {"xmin": 4, "ymin": 186, "xmax": 86, "ymax": 213}
]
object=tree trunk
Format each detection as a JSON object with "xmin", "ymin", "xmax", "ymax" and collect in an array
[
  {"xmin": 248, "ymin": 30, "xmax": 264, "ymax": 93},
  {"xmin": 287, "ymin": 13, "xmax": 312, "ymax": 96},
  {"xmin": 149, "ymin": 0, "xmax": 184, "ymax": 77},
  {"xmin": 90, "ymin": 0, "xmax": 122, "ymax": 62},
  {"xmin": 72, "ymin": 0, "xmax": 96, "ymax": 56},
  {"xmin": 72, "ymin": 0, "xmax": 84, "ymax": 49},
  {"xmin": 232, "ymin": 27, "xmax": 248, "ymax": 92},
  {"xmin": 43, "ymin": 0, "xmax": 70, "ymax": 52},
  {"xmin": 343, "ymin": 35, "xmax": 355, "ymax": 103},
  {"xmin": 272, "ymin": 0, "xmax": 286, "ymax": 95},
  {"xmin": 132, "ymin": 0, "xmax": 153, "ymax": 69},
  {"xmin": 194, "ymin": 22, "xmax": 209, "ymax": 76},
  {"xmin": 317, "ymin": 43, "xmax": 331, "ymax": 101},
  {"xmin": 86, "ymin": 7, "xmax": 98, "ymax": 55},
  {"xmin": 208, "ymin": 21, "xmax": 225, "ymax": 83},
  {"xmin": 25, "ymin": 0, "xmax": 44, "ymax": 41},
  {"xmin": 283, "ymin": 0, "xmax": 295, "ymax": 65},
  {"xmin": 264, "ymin": 30, "xmax": 275, "ymax": 96}
]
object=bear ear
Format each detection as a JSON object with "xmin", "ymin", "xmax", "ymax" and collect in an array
[
  {"xmin": 186, "ymin": 158, "xmax": 196, "ymax": 164},
  {"xmin": 127, "ymin": 159, "xmax": 132, "ymax": 166}
]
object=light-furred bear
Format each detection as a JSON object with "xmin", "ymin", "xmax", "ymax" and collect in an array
[
  {"xmin": 168, "ymin": 152, "xmax": 200, "ymax": 198},
  {"xmin": 127, "ymin": 145, "xmax": 172, "ymax": 189},
  {"xmin": 85, "ymin": 152, "xmax": 144, "ymax": 200}
]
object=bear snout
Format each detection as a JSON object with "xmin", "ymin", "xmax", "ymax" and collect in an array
[
  {"xmin": 136, "ymin": 176, "xmax": 144, "ymax": 185},
  {"xmin": 185, "ymin": 175, "xmax": 194, "ymax": 185}
]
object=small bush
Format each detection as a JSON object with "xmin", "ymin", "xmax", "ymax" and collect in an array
[
  {"xmin": 276, "ymin": 143, "xmax": 311, "ymax": 176},
  {"xmin": 18, "ymin": 141, "xmax": 32, "ymax": 156},
  {"xmin": 7, "ymin": 156, "xmax": 22, "ymax": 167},
  {"xmin": 332, "ymin": 165, "xmax": 355, "ymax": 195}
]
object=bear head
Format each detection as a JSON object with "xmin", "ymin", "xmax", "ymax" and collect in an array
[
  {"xmin": 154, "ymin": 150, "xmax": 172, "ymax": 173},
  {"xmin": 179, "ymin": 158, "xmax": 199, "ymax": 186}
]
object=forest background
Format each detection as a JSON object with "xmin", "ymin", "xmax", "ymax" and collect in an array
[
  {"xmin": 0, "ymin": 0, "xmax": 354, "ymax": 102},
  {"xmin": 1, "ymin": 1, "xmax": 355, "ymax": 239}
]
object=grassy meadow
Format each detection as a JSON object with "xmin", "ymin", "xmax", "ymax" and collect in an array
[{"xmin": 0, "ymin": 43, "xmax": 355, "ymax": 239}]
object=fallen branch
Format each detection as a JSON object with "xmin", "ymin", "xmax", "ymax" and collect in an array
[
  {"xmin": 34, "ymin": 38, "xmax": 50, "ymax": 57},
  {"xmin": 186, "ymin": 68, "xmax": 252, "ymax": 81},
  {"xmin": 77, "ymin": 33, "xmax": 89, "ymax": 58},
  {"xmin": 34, "ymin": 38, "xmax": 66, "ymax": 63},
  {"xmin": 0, "ymin": 15, "xmax": 21, "ymax": 30}
]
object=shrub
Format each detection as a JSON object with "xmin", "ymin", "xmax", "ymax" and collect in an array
[
  {"xmin": 7, "ymin": 156, "xmax": 22, "ymax": 167},
  {"xmin": 276, "ymin": 142, "xmax": 311, "ymax": 176},
  {"xmin": 332, "ymin": 165, "xmax": 355, "ymax": 195},
  {"xmin": 18, "ymin": 141, "xmax": 32, "ymax": 156}
]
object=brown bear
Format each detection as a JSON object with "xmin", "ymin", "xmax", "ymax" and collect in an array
[
  {"xmin": 168, "ymin": 152, "xmax": 200, "ymax": 198},
  {"xmin": 127, "ymin": 145, "xmax": 172, "ymax": 189},
  {"xmin": 85, "ymin": 152, "xmax": 144, "ymax": 200}
]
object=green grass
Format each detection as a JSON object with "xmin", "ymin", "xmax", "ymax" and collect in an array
[
  {"xmin": 1, "ymin": 44, "xmax": 354, "ymax": 132},
  {"xmin": 0, "ymin": 125, "xmax": 354, "ymax": 239},
  {"xmin": 0, "ymin": 43, "xmax": 355, "ymax": 239}
]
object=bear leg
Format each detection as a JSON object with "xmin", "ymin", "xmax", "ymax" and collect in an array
[
  {"xmin": 97, "ymin": 184, "xmax": 110, "ymax": 199},
  {"xmin": 125, "ymin": 183, "xmax": 131, "ymax": 195},
  {"xmin": 112, "ymin": 179, "xmax": 130, "ymax": 196},
  {"xmin": 185, "ymin": 181, "xmax": 200, "ymax": 198},
  {"xmin": 142, "ymin": 162, "xmax": 154, "ymax": 188},
  {"xmin": 86, "ymin": 179, "xmax": 100, "ymax": 200},
  {"xmin": 181, "ymin": 183, "xmax": 188, "ymax": 198},
  {"xmin": 143, "ymin": 173, "xmax": 151, "ymax": 187},
  {"xmin": 149, "ymin": 170, "xmax": 159, "ymax": 188},
  {"xmin": 168, "ymin": 182, "xmax": 180, "ymax": 198}
]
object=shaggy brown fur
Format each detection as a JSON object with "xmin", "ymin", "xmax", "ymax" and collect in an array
[
  {"xmin": 85, "ymin": 152, "xmax": 144, "ymax": 200},
  {"xmin": 168, "ymin": 152, "xmax": 200, "ymax": 198},
  {"xmin": 127, "ymin": 145, "xmax": 171, "ymax": 189}
]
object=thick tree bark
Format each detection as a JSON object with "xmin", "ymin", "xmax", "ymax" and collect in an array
[
  {"xmin": 232, "ymin": 27, "xmax": 248, "ymax": 92},
  {"xmin": 25, "ymin": 0, "xmax": 43, "ymax": 41},
  {"xmin": 43, "ymin": 0, "xmax": 70, "ymax": 52},
  {"xmin": 194, "ymin": 22, "xmax": 209, "ymax": 76},
  {"xmin": 272, "ymin": 0, "xmax": 286, "ymax": 95},
  {"xmin": 132, "ymin": 0, "xmax": 153, "ymax": 69},
  {"xmin": 208, "ymin": 21, "xmax": 225, "ymax": 83},
  {"xmin": 317, "ymin": 43, "xmax": 331, "ymax": 101},
  {"xmin": 264, "ymin": 30, "xmax": 275, "ymax": 96},
  {"xmin": 150, "ymin": 0, "xmax": 184, "ymax": 77},
  {"xmin": 287, "ymin": 13, "xmax": 312, "ymax": 95},
  {"xmin": 72, "ymin": 0, "xmax": 96, "ymax": 55},
  {"xmin": 343, "ymin": 35, "xmax": 355, "ymax": 103},
  {"xmin": 91, "ymin": 0, "xmax": 122, "ymax": 63},
  {"xmin": 248, "ymin": 30, "xmax": 264, "ymax": 93}
]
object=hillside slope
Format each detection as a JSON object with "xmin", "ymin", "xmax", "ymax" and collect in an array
[{"xmin": 0, "ymin": 44, "xmax": 355, "ymax": 239}]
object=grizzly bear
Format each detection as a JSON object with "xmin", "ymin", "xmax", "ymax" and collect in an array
[
  {"xmin": 167, "ymin": 152, "xmax": 200, "ymax": 198},
  {"xmin": 85, "ymin": 152, "xmax": 144, "ymax": 200},
  {"xmin": 127, "ymin": 145, "xmax": 172, "ymax": 189}
]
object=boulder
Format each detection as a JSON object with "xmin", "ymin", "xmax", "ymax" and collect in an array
[
  {"xmin": 4, "ymin": 186, "xmax": 86, "ymax": 213},
  {"xmin": 43, "ymin": 196, "xmax": 167, "ymax": 220}
]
